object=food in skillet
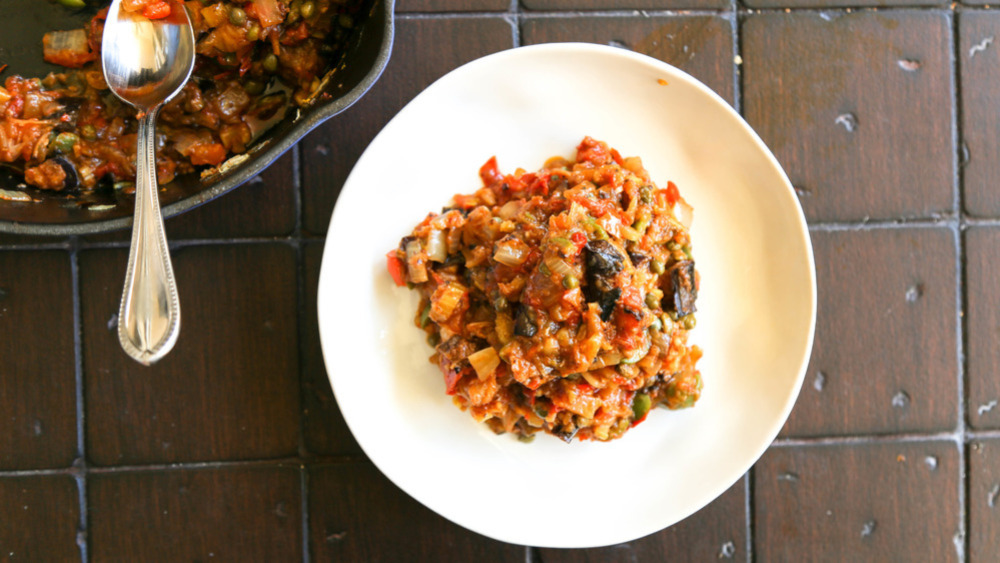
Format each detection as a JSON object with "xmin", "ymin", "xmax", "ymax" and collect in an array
[
  {"xmin": 0, "ymin": 0, "xmax": 365, "ymax": 196},
  {"xmin": 386, "ymin": 137, "xmax": 703, "ymax": 442}
]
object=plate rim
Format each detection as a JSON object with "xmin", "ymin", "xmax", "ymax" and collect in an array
[{"xmin": 318, "ymin": 41, "xmax": 817, "ymax": 548}]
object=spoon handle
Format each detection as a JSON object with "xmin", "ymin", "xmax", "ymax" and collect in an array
[{"xmin": 118, "ymin": 108, "xmax": 181, "ymax": 365}]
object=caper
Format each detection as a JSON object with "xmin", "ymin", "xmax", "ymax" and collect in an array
[
  {"xmin": 666, "ymin": 240, "xmax": 680, "ymax": 251},
  {"xmin": 80, "ymin": 124, "xmax": 97, "ymax": 140},
  {"xmin": 681, "ymin": 314, "xmax": 697, "ymax": 330},
  {"xmin": 639, "ymin": 186, "xmax": 652, "ymax": 204},
  {"xmin": 228, "ymin": 6, "xmax": 247, "ymax": 25},
  {"xmin": 244, "ymin": 79, "xmax": 265, "ymax": 95},
  {"xmin": 300, "ymin": 0, "xmax": 315, "ymax": 18},
  {"xmin": 262, "ymin": 53, "xmax": 279, "ymax": 73},
  {"xmin": 650, "ymin": 259, "xmax": 665, "ymax": 274},
  {"xmin": 562, "ymin": 275, "xmax": 579, "ymax": 290},
  {"xmin": 645, "ymin": 292, "xmax": 659, "ymax": 310},
  {"xmin": 246, "ymin": 22, "xmax": 261, "ymax": 41}
]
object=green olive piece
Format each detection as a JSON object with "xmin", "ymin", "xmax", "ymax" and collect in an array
[
  {"xmin": 562, "ymin": 275, "xmax": 579, "ymax": 290},
  {"xmin": 246, "ymin": 23, "xmax": 261, "ymax": 41},
  {"xmin": 644, "ymin": 292, "xmax": 659, "ymax": 310},
  {"xmin": 52, "ymin": 132, "xmax": 79, "ymax": 154},
  {"xmin": 681, "ymin": 314, "xmax": 697, "ymax": 330},
  {"xmin": 632, "ymin": 393, "xmax": 652, "ymax": 420},
  {"xmin": 650, "ymin": 259, "xmax": 665, "ymax": 274}
]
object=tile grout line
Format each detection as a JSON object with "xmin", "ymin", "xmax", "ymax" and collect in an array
[
  {"xmin": 950, "ymin": 6, "xmax": 970, "ymax": 560},
  {"xmin": 68, "ymin": 236, "xmax": 89, "ymax": 563},
  {"xmin": 291, "ymin": 142, "xmax": 311, "ymax": 563},
  {"xmin": 734, "ymin": 3, "xmax": 751, "ymax": 560}
]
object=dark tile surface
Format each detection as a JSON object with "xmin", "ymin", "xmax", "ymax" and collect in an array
[
  {"xmin": 80, "ymin": 244, "xmax": 300, "ymax": 466},
  {"xmin": 89, "ymin": 466, "xmax": 301, "ymax": 562},
  {"xmin": 755, "ymin": 441, "xmax": 960, "ymax": 562},
  {"xmin": 397, "ymin": 0, "xmax": 509, "ymax": 11},
  {"xmin": 521, "ymin": 15, "xmax": 734, "ymax": 105},
  {"xmin": 0, "ymin": 475, "xmax": 80, "ymax": 562},
  {"xmin": 782, "ymin": 228, "xmax": 957, "ymax": 437},
  {"xmin": 959, "ymin": 12, "xmax": 1000, "ymax": 217},
  {"xmin": 0, "ymin": 250, "xmax": 78, "ymax": 470},
  {"xmin": 165, "ymin": 151, "xmax": 298, "ymax": 239},
  {"xmin": 743, "ymin": 12, "xmax": 954, "ymax": 223},
  {"xmin": 969, "ymin": 439, "xmax": 1000, "ymax": 563},
  {"xmin": 301, "ymin": 242, "xmax": 362, "ymax": 456},
  {"xmin": 309, "ymin": 462, "xmax": 523, "ymax": 562},
  {"xmin": 523, "ymin": 0, "xmax": 728, "ymax": 10},
  {"xmin": 538, "ymin": 477, "xmax": 747, "ymax": 562},
  {"xmin": 965, "ymin": 227, "xmax": 1000, "ymax": 430},
  {"xmin": 0, "ymin": 4, "xmax": 985, "ymax": 561},
  {"xmin": 300, "ymin": 16, "xmax": 514, "ymax": 236}
]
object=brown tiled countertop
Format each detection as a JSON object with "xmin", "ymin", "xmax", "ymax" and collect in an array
[{"xmin": 1, "ymin": 0, "xmax": 996, "ymax": 560}]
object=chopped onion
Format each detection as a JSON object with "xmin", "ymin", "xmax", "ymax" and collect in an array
[
  {"xmin": 468, "ymin": 347, "xmax": 501, "ymax": 380},
  {"xmin": 405, "ymin": 239, "xmax": 427, "ymax": 283},
  {"xmin": 543, "ymin": 254, "xmax": 574, "ymax": 279},
  {"xmin": 590, "ymin": 351, "xmax": 622, "ymax": 369},
  {"xmin": 497, "ymin": 201, "xmax": 521, "ymax": 220},
  {"xmin": 426, "ymin": 229, "xmax": 447, "ymax": 262},
  {"xmin": 42, "ymin": 30, "xmax": 92, "ymax": 68},
  {"xmin": 430, "ymin": 283, "xmax": 466, "ymax": 322},
  {"xmin": 674, "ymin": 197, "xmax": 694, "ymax": 230},
  {"xmin": 494, "ymin": 238, "xmax": 529, "ymax": 267}
]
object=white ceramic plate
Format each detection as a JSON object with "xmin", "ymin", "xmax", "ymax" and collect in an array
[{"xmin": 318, "ymin": 43, "xmax": 816, "ymax": 548}]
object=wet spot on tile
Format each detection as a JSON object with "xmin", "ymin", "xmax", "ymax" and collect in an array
[
  {"xmin": 905, "ymin": 284, "xmax": 922, "ymax": 303},
  {"xmin": 813, "ymin": 371, "xmax": 827, "ymax": 392},
  {"xmin": 898, "ymin": 58, "xmax": 921, "ymax": 72},
  {"xmin": 861, "ymin": 519, "xmax": 877, "ymax": 538},
  {"xmin": 978, "ymin": 400, "xmax": 998, "ymax": 416},
  {"xmin": 835, "ymin": 113, "xmax": 859, "ymax": 132},
  {"xmin": 892, "ymin": 391, "xmax": 911, "ymax": 409},
  {"xmin": 970, "ymin": 36, "xmax": 994, "ymax": 58},
  {"xmin": 719, "ymin": 540, "xmax": 735, "ymax": 558},
  {"xmin": 778, "ymin": 471, "xmax": 800, "ymax": 482}
]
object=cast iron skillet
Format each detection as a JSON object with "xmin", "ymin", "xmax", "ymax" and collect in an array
[{"xmin": 0, "ymin": 0, "xmax": 394, "ymax": 234}]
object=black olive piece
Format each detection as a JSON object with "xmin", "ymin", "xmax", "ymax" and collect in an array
[
  {"xmin": 513, "ymin": 303, "xmax": 537, "ymax": 338},
  {"xmin": 627, "ymin": 250, "xmax": 649, "ymax": 266},
  {"xmin": 595, "ymin": 287, "xmax": 621, "ymax": 321},
  {"xmin": 51, "ymin": 157, "xmax": 80, "ymax": 192},
  {"xmin": 664, "ymin": 260, "xmax": 697, "ymax": 317}
]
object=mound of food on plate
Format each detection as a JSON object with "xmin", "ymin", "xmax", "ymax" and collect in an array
[{"xmin": 387, "ymin": 137, "xmax": 702, "ymax": 442}]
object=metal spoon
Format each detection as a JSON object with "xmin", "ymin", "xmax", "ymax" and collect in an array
[{"xmin": 101, "ymin": 0, "xmax": 194, "ymax": 365}]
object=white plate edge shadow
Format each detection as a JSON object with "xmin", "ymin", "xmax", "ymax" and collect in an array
[{"xmin": 317, "ymin": 43, "xmax": 817, "ymax": 548}]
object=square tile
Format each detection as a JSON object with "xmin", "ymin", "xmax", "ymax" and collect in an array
[
  {"xmin": 970, "ymin": 438, "xmax": 1000, "ymax": 562},
  {"xmin": 959, "ymin": 12, "xmax": 1000, "ymax": 216},
  {"xmin": 521, "ymin": 15, "xmax": 734, "ymax": 105},
  {"xmin": 309, "ymin": 462, "xmax": 524, "ymax": 561},
  {"xmin": 301, "ymin": 243, "xmax": 362, "ymax": 456},
  {"xmin": 964, "ymin": 227, "xmax": 1000, "ymax": 429},
  {"xmin": 745, "ymin": 0, "xmax": 944, "ymax": 9},
  {"xmin": 300, "ymin": 17, "xmax": 514, "ymax": 236},
  {"xmin": 783, "ymin": 228, "xmax": 957, "ymax": 437},
  {"xmin": 538, "ymin": 476, "xmax": 746, "ymax": 561},
  {"xmin": 755, "ymin": 441, "xmax": 960, "ymax": 562},
  {"xmin": 165, "ymin": 151, "xmax": 298, "ymax": 239},
  {"xmin": 523, "ymin": 0, "xmax": 728, "ymax": 10},
  {"xmin": 89, "ymin": 466, "xmax": 301, "ymax": 562},
  {"xmin": 742, "ymin": 12, "xmax": 954, "ymax": 222},
  {"xmin": 80, "ymin": 244, "xmax": 300, "ymax": 465},
  {"xmin": 397, "ymin": 0, "xmax": 509, "ymax": 10},
  {"xmin": 0, "ymin": 250, "xmax": 78, "ymax": 470},
  {"xmin": 0, "ymin": 475, "xmax": 80, "ymax": 562}
]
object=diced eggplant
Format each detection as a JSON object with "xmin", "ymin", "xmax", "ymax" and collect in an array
[
  {"xmin": 595, "ymin": 287, "xmax": 622, "ymax": 321},
  {"xmin": 584, "ymin": 240, "xmax": 624, "ymax": 277},
  {"xmin": 513, "ymin": 303, "xmax": 537, "ymax": 338},
  {"xmin": 627, "ymin": 250, "xmax": 649, "ymax": 266},
  {"xmin": 664, "ymin": 260, "xmax": 697, "ymax": 316}
]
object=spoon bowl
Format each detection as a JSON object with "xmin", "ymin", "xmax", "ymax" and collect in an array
[{"xmin": 102, "ymin": 0, "xmax": 195, "ymax": 365}]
